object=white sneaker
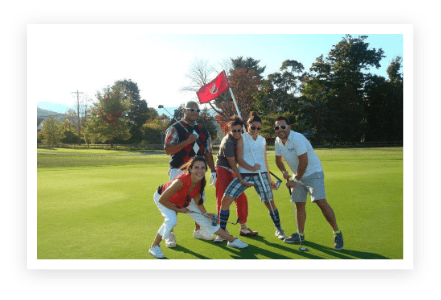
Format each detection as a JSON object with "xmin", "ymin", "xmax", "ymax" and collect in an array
[
  {"xmin": 193, "ymin": 229, "xmax": 215, "ymax": 241},
  {"xmin": 149, "ymin": 245, "xmax": 165, "ymax": 258},
  {"xmin": 227, "ymin": 238, "xmax": 249, "ymax": 249},
  {"xmin": 214, "ymin": 235, "xmax": 226, "ymax": 243},
  {"xmin": 275, "ymin": 229, "xmax": 287, "ymax": 240},
  {"xmin": 165, "ymin": 232, "xmax": 177, "ymax": 248},
  {"xmin": 214, "ymin": 229, "xmax": 229, "ymax": 243}
]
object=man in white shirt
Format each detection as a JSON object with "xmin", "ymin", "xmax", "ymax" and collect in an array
[{"xmin": 274, "ymin": 116, "xmax": 343, "ymax": 250}]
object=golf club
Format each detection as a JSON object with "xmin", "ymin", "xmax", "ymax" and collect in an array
[
  {"xmin": 158, "ymin": 104, "xmax": 201, "ymax": 147},
  {"xmin": 287, "ymin": 179, "xmax": 309, "ymax": 252},
  {"xmin": 271, "ymin": 171, "xmax": 314, "ymax": 194},
  {"xmin": 158, "ymin": 104, "xmax": 190, "ymax": 132},
  {"xmin": 269, "ymin": 171, "xmax": 283, "ymax": 190},
  {"xmin": 189, "ymin": 211, "xmax": 239, "ymax": 226}
]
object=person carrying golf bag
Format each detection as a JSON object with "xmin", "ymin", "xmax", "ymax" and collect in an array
[
  {"xmin": 219, "ymin": 112, "xmax": 287, "ymax": 241},
  {"xmin": 274, "ymin": 116, "xmax": 343, "ymax": 250},
  {"xmin": 149, "ymin": 156, "xmax": 248, "ymax": 259},
  {"xmin": 163, "ymin": 101, "xmax": 217, "ymax": 247}
]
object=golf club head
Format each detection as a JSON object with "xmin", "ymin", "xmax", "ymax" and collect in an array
[
  {"xmin": 158, "ymin": 105, "xmax": 164, "ymax": 108},
  {"xmin": 299, "ymin": 247, "xmax": 309, "ymax": 251}
]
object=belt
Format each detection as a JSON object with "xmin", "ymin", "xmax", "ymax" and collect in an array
[{"xmin": 240, "ymin": 173, "xmax": 259, "ymax": 177}]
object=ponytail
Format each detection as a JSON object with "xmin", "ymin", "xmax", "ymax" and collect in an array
[
  {"xmin": 198, "ymin": 177, "xmax": 206, "ymax": 205},
  {"xmin": 246, "ymin": 111, "xmax": 262, "ymax": 127}
]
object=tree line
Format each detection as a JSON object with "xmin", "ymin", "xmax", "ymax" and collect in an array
[{"xmin": 38, "ymin": 34, "xmax": 403, "ymax": 147}]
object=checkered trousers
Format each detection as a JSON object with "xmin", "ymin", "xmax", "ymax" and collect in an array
[{"xmin": 224, "ymin": 172, "xmax": 274, "ymax": 202}]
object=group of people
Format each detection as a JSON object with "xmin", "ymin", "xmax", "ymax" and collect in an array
[{"xmin": 149, "ymin": 101, "xmax": 344, "ymax": 259}]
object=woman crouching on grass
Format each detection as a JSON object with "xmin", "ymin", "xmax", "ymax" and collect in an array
[{"xmin": 149, "ymin": 156, "xmax": 248, "ymax": 259}]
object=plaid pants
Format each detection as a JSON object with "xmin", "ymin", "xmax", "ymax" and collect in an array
[
  {"xmin": 224, "ymin": 172, "xmax": 273, "ymax": 202},
  {"xmin": 215, "ymin": 166, "xmax": 248, "ymax": 223}
]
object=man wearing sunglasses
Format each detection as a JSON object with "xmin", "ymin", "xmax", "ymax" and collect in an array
[
  {"xmin": 163, "ymin": 101, "xmax": 217, "ymax": 245},
  {"xmin": 274, "ymin": 116, "xmax": 343, "ymax": 250}
]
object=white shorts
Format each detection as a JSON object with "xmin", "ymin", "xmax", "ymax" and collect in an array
[{"xmin": 153, "ymin": 191, "xmax": 219, "ymax": 239}]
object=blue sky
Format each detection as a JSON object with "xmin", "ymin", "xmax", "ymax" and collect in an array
[{"xmin": 29, "ymin": 25, "xmax": 404, "ymax": 113}]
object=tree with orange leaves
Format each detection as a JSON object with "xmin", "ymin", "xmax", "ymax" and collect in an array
[
  {"xmin": 85, "ymin": 82, "xmax": 132, "ymax": 146},
  {"xmin": 210, "ymin": 68, "xmax": 260, "ymax": 123}
]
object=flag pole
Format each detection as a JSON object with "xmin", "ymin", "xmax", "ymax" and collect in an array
[
  {"xmin": 228, "ymin": 87, "xmax": 269, "ymax": 195},
  {"xmin": 229, "ymin": 87, "xmax": 242, "ymax": 118}
]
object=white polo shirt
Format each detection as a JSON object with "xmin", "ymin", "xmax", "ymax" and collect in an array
[{"xmin": 275, "ymin": 130, "xmax": 322, "ymax": 177}]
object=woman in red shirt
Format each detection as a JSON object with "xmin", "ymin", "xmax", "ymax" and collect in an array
[{"xmin": 149, "ymin": 156, "xmax": 248, "ymax": 259}]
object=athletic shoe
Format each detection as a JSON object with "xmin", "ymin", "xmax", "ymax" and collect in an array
[
  {"xmin": 275, "ymin": 229, "xmax": 287, "ymax": 240},
  {"xmin": 334, "ymin": 231, "xmax": 344, "ymax": 250},
  {"xmin": 284, "ymin": 233, "xmax": 305, "ymax": 244},
  {"xmin": 193, "ymin": 229, "xmax": 215, "ymax": 241},
  {"xmin": 214, "ymin": 235, "xmax": 226, "ymax": 243},
  {"xmin": 239, "ymin": 227, "xmax": 259, "ymax": 236},
  {"xmin": 227, "ymin": 238, "xmax": 249, "ymax": 249},
  {"xmin": 165, "ymin": 232, "xmax": 176, "ymax": 248},
  {"xmin": 149, "ymin": 245, "xmax": 165, "ymax": 259},
  {"xmin": 214, "ymin": 229, "xmax": 230, "ymax": 243}
]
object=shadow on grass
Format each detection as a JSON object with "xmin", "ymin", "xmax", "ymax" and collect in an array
[
  {"xmin": 296, "ymin": 241, "xmax": 391, "ymax": 259},
  {"xmin": 194, "ymin": 237, "xmax": 391, "ymax": 259},
  {"xmin": 236, "ymin": 235, "xmax": 324, "ymax": 259},
  {"xmin": 196, "ymin": 235, "xmax": 323, "ymax": 259},
  {"xmin": 169, "ymin": 245, "xmax": 210, "ymax": 259}
]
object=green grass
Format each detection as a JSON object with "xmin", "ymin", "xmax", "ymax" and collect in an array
[{"xmin": 37, "ymin": 147, "xmax": 403, "ymax": 259}]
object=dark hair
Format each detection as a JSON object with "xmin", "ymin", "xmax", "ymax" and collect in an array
[
  {"xmin": 179, "ymin": 156, "xmax": 207, "ymax": 205},
  {"xmin": 246, "ymin": 111, "xmax": 262, "ymax": 127},
  {"xmin": 275, "ymin": 116, "xmax": 290, "ymax": 125},
  {"xmin": 228, "ymin": 115, "xmax": 244, "ymax": 128}
]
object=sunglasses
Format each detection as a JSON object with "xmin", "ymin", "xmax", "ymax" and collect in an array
[
  {"xmin": 250, "ymin": 126, "xmax": 261, "ymax": 131},
  {"xmin": 231, "ymin": 129, "xmax": 243, "ymax": 133},
  {"xmin": 186, "ymin": 108, "xmax": 200, "ymax": 113},
  {"xmin": 274, "ymin": 125, "xmax": 287, "ymax": 131}
]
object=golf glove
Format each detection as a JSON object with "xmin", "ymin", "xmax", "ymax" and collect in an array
[{"xmin": 210, "ymin": 171, "xmax": 217, "ymax": 186}]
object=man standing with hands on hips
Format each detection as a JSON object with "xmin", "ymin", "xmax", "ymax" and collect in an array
[
  {"xmin": 274, "ymin": 116, "xmax": 343, "ymax": 250},
  {"xmin": 163, "ymin": 101, "xmax": 217, "ymax": 247}
]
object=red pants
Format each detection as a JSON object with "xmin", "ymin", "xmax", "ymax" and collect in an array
[{"xmin": 215, "ymin": 166, "xmax": 248, "ymax": 224}]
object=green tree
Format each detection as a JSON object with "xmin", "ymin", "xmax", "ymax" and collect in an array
[
  {"xmin": 142, "ymin": 114, "xmax": 170, "ymax": 144},
  {"xmin": 363, "ymin": 56, "xmax": 403, "ymax": 142},
  {"xmin": 40, "ymin": 117, "xmax": 65, "ymax": 146},
  {"xmin": 302, "ymin": 35, "xmax": 386, "ymax": 143},
  {"xmin": 253, "ymin": 59, "xmax": 306, "ymax": 115},
  {"xmin": 61, "ymin": 118, "xmax": 79, "ymax": 143},
  {"xmin": 115, "ymin": 79, "xmax": 149, "ymax": 143},
  {"xmin": 86, "ymin": 82, "xmax": 132, "ymax": 146},
  {"xmin": 197, "ymin": 107, "xmax": 218, "ymax": 140},
  {"xmin": 387, "ymin": 56, "xmax": 403, "ymax": 83},
  {"xmin": 231, "ymin": 56, "xmax": 266, "ymax": 80}
]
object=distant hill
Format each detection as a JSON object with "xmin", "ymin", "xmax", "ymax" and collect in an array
[
  {"xmin": 37, "ymin": 102, "xmax": 76, "ymax": 114},
  {"xmin": 37, "ymin": 107, "xmax": 66, "ymax": 130},
  {"xmin": 37, "ymin": 107, "xmax": 66, "ymax": 119}
]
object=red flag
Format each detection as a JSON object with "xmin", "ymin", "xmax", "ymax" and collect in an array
[{"xmin": 196, "ymin": 70, "xmax": 229, "ymax": 104}]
